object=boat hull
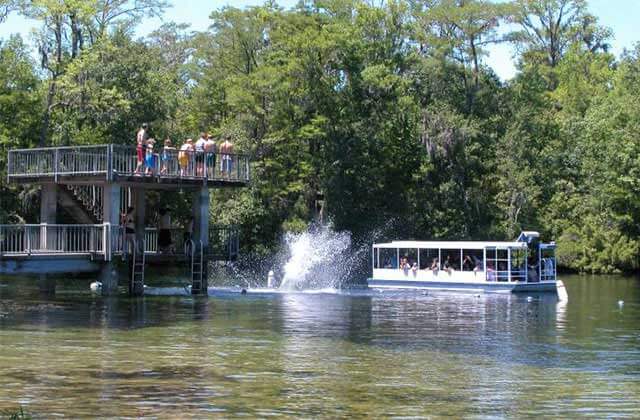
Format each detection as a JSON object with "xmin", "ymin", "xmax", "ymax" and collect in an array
[{"xmin": 367, "ymin": 278, "xmax": 559, "ymax": 293}]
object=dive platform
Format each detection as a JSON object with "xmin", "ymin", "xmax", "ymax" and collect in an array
[{"xmin": 1, "ymin": 144, "xmax": 249, "ymax": 296}]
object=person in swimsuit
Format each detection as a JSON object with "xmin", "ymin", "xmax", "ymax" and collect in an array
[
  {"xmin": 204, "ymin": 134, "xmax": 217, "ymax": 178},
  {"xmin": 145, "ymin": 138, "xmax": 156, "ymax": 175},
  {"xmin": 219, "ymin": 136, "xmax": 234, "ymax": 177},
  {"xmin": 194, "ymin": 132, "xmax": 207, "ymax": 176},
  {"xmin": 160, "ymin": 138, "xmax": 175, "ymax": 175},
  {"xmin": 135, "ymin": 123, "xmax": 148, "ymax": 174},
  {"xmin": 178, "ymin": 139, "xmax": 193, "ymax": 176}
]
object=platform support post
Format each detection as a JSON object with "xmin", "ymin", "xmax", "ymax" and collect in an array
[
  {"xmin": 101, "ymin": 184, "xmax": 121, "ymax": 296},
  {"xmin": 40, "ymin": 183, "xmax": 57, "ymax": 224},
  {"xmin": 134, "ymin": 188, "xmax": 145, "ymax": 247},
  {"xmin": 192, "ymin": 187, "xmax": 209, "ymax": 295},
  {"xmin": 37, "ymin": 274, "xmax": 56, "ymax": 295}
]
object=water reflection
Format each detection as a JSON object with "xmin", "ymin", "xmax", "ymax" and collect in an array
[{"xmin": 0, "ymin": 275, "xmax": 639, "ymax": 417}]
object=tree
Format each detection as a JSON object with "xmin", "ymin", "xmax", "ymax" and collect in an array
[
  {"xmin": 0, "ymin": 36, "xmax": 42, "ymax": 222},
  {"xmin": 509, "ymin": 0, "xmax": 610, "ymax": 68},
  {"xmin": 414, "ymin": 0, "xmax": 512, "ymax": 109}
]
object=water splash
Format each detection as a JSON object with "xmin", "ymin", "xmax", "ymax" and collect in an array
[{"xmin": 279, "ymin": 225, "xmax": 351, "ymax": 290}]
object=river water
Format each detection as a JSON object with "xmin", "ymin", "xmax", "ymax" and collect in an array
[{"xmin": 0, "ymin": 275, "xmax": 639, "ymax": 418}]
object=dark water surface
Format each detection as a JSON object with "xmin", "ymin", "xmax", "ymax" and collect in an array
[{"xmin": 0, "ymin": 275, "xmax": 639, "ymax": 418}]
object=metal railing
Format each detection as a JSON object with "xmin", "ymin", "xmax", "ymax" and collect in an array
[
  {"xmin": 1, "ymin": 223, "xmax": 239, "ymax": 261},
  {"xmin": 7, "ymin": 145, "xmax": 110, "ymax": 179},
  {"xmin": 111, "ymin": 145, "xmax": 249, "ymax": 182},
  {"xmin": 0, "ymin": 224, "xmax": 105, "ymax": 256},
  {"xmin": 143, "ymin": 225, "xmax": 239, "ymax": 260},
  {"xmin": 7, "ymin": 144, "xmax": 250, "ymax": 183}
]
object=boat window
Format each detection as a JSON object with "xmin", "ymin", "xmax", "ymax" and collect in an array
[
  {"xmin": 486, "ymin": 248, "xmax": 509, "ymax": 282},
  {"xmin": 399, "ymin": 248, "xmax": 417, "ymax": 267},
  {"xmin": 462, "ymin": 249, "xmax": 483, "ymax": 271},
  {"xmin": 378, "ymin": 248, "xmax": 397, "ymax": 269},
  {"xmin": 442, "ymin": 249, "xmax": 460, "ymax": 270},
  {"xmin": 510, "ymin": 248, "xmax": 527, "ymax": 282},
  {"xmin": 419, "ymin": 248, "xmax": 438, "ymax": 269}
]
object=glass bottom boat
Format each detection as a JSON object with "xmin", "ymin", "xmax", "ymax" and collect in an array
[{"xmin": 367, "ymin": 231, "xmax": 566, "ymax": 296}]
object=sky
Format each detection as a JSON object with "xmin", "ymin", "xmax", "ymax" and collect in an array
[{"xmin": 1, "ymin": 0, "xmax": 639, "ymax": 81}]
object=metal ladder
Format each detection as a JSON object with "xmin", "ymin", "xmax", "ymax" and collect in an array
[
  {"xmin": 129, "ymin": 239, "xmax": 145, "ymax": 295},
  {"xmin": 190, "ymin": 240, "xmax": 205, "ymax": 294}
]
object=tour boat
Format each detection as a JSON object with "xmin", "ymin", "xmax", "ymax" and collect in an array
[{"xmin": 368, "ymin": 231, "xmax": 566, "ymax": 295}]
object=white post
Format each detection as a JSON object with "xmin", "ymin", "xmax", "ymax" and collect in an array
[
  {"xmin": 507, "ymin": 248, "xmax": 511, "ymax": 282},
  {"xmin": 483, "ymin": 248, "xmax": 486, "ymax": 279}
]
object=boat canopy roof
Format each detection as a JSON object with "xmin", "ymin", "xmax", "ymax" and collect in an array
[{"xmin": 374, "ymin": 240, "xmax": 528, "ymax": 250}]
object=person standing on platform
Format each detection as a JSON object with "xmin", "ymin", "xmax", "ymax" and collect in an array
[
  {"xmin": 205, "ymin": 134, "xmax": 217, "ymax": 178},
  {"xmin": 160, "ymin": 138, "xmax": 175, "ymax": 175},
  {"xmin": 135, "ymin": 123, "xmax": 148, "ymax": 174},
  {"xmin": 195, "ymin": 132, "xmax": 207, "ymax": 177},
  {"xmin": 178, "ymin": 138, "xmax": 193, "ymax": 176},
  {"xmin": 145, "ymin": 138, "xmax": 156, "ymax": 175},
  {"xmin": 219, "ymin": 135, "xmax": 234, "ymax": 177}
]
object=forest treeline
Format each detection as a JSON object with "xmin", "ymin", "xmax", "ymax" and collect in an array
[{"xmin": 0, "ymin": 0, "xmax": 639, "ymax": 273}]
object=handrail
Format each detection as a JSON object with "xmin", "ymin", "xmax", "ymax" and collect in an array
[
  {"xmin": 7, "ymin": 144, "xmax": 250, "ymax": 183},
  {"xmin": 0, "ymin": 223, "xmax": 239, "ymax": 260},
  {"xmin": 0, "ymin": 224, "xmax": 106, "ymax": 256}
]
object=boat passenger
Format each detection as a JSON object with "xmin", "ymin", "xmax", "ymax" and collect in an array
[
  {"xmin": 463, "ymin": 255, "xmax": 474, "ymax": 271},
  {"xmin": 443, "ymin": 256, "xmax": 454, "ymax": 274},
  {"xmin": 430, "ymin": 258, "xmax": 439, "ymax": 274},
  {"xmin": 486, "ymin": 264, "xmax": 496, "ymax": 281},
  {"xmin": 411, "ymin": 262, "xmax": 418, "ymax": 276}
]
